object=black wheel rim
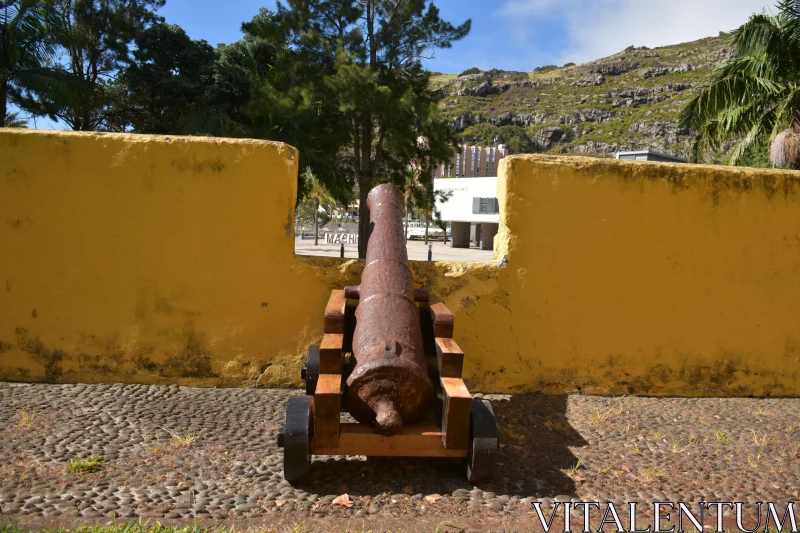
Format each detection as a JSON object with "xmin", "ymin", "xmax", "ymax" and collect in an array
[{"xmin": 283, "ymin": 396, "xmax": 312, "ymax": 483}]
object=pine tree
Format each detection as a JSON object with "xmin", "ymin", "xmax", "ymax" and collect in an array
[{"xmin": 246, "ymin": 1, "xmax": 469, "ymax": 257}]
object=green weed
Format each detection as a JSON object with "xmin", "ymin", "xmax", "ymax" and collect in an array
[
  {"xmin": 67, "ymin": 455, "xmax": 106, "ymax": 474},
  {"xmin": 16, "ymin": 408, "xmax": 36, "ymax": 429}
]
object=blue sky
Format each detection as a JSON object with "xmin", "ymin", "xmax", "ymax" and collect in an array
[
  {"xmin": 160, "ymin": 0, "xmax": 771, "ymax": 73},
  {"xmin": 18, "ymin": 0, "xmax": 772, "ymax": 128}
]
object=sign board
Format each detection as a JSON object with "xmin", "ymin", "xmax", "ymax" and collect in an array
[
  {"xmin": 325, "ymin": 233, "xmax": 359, "ymax": 245},
  {"xmin": 434, "ymin": 177, "xmax": 500, "ymax": 223}
]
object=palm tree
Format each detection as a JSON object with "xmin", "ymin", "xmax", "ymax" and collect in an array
[
  {"xmin": 2, "ymin": 108, "xmax": 26, "ymax": 126},
  {"xmin": 1, "ymin": 0, "xmax": 53, "ymax": 124},
  {"xmin": 679, "ymin": 0, "xmax": 800, "ymax": 167},
  {"xmin": 303, "ymin": 169, "xmax": 336, "ymax": 246}
]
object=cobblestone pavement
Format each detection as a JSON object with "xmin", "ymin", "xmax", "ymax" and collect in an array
[{"xmin": 0, "ymin": 383, "xmax": 798, "ymax": 526}]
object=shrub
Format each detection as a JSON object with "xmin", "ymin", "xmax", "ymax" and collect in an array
[{"xmin": 459, "ymin": 67, "xmax": 481, "ymax": 76}]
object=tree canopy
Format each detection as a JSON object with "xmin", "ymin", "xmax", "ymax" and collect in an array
[
  {"xmin": 680, "ymin": 0, "xmax": 800, "ymax": 167},
  {"xmin": 3, "ymin": 0, "xmax": 471, "ymax": 255},
  {"xmin": 248, "ymin": 0, "xmax": 470, "ymax": 256},
  {"xmin": 1, "ymin": 0, "xmax": 55, "ymax": 124},
  {"xmin": 112, "ymin": 22, "xmax": 215, "ymax": 134},
  {"xmin": 11, "ymin": 0, "xmax": 165, "ymax": 130}
]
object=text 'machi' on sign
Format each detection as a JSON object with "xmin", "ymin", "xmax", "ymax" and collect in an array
[{"xmin": 325, "ymin": 233, "xmax": 359, "ymax": 245}]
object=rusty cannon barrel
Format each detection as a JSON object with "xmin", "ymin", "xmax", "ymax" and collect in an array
[{"xmin": 345, "ymin": 184, "xmax": 434, "ymax": 436}]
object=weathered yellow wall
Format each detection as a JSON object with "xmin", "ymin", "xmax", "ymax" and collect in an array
[
  {"xmin": 0, "ymin": 130, "xmax": 312, "ymax": 386},
  {"xmin": 1, "ymin": 130, "xmax": 798, "ymax": 395},
  {"xmin": 492, "ymin": 155, "xmax": 800, "ymax": 396}
]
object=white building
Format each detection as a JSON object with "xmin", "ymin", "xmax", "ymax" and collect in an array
[
  {"xmin": 615, "ymin": 149, "xmax": 687, "ymax": 163},
  {"xmin": 434, "ymin": 176, "xmax": 500, "ymax": 251}
]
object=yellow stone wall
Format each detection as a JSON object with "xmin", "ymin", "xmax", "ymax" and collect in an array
[
  {"xmin": 492, "ymin": 155, "xmax": 800, "ymax": 396},
  {"xmin": 1, "ymin": 130, "xmax": 798, "ymax": 395}
]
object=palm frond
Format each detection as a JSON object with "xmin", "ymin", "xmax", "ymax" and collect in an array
[
  {"xmin": 680, "ymin": 1, "xmax": 800, "ymax": 164},
  {"xmin": 679, "ymin": 66, "xmax": 782, "ymax": 132},
  {"xmin": 777, "ymin": 0, "xmax": 800, "ymax": 16},
  {"xmin": 2, "ymin": 110, "xmax": 28, "ymax": 127},
  {"xmin": 12, "ymin": 68, "xmax": 83, "ymax": 108},
  {"xmin": 728, "ymin": 114, "xmax": 770, "ymax": 164}
]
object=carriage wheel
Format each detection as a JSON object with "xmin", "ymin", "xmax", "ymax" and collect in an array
[
  {"xmin": 466, "ymin": 399, "xmax": 498, "ymax": 483},
  {"xmin": 301, "ymin": 344, "xmax": 320, "ymax": 395},
  {"xmin": 282, "ymin": 396, "xmax": 312, "ymax": 483}
]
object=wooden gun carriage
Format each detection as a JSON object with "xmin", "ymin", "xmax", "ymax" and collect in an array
[{"xmin": 277, "ymin": 185, "xmax": 498, "ymax": 483}]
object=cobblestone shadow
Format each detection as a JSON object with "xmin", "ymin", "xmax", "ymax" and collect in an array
[
  {"xmin": 305, "ymin": 394, "xmax": 588, "ymax": 499},
  {"xmin": 5, "ymin": 383, "xmax": 796, "ymax": 521}
]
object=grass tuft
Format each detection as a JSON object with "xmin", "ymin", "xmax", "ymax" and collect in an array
[
  {"xmin": 669, "ymin": 438, "xmax": 688, "ymax": 454},
  {"xmin": 597, "ymin": 464, "xmax": 616, "ymax": 475},
  {"xmin": 544, "ymin": 416, "xmax": 571, "ymax": 432},
  {"xmin": 638, "ymin": 465, "xmax": 665, "ymax": 482},
  {"xmin": 652, "ymin": 429, "xmax": 670, "ymax": 440},
  {"xmin": 714, "ymin": 429, "xmax": 730, "ymax": 445},
  {"xmin": 435, "ymin": 524, "xmax": 466, "ymax": 533},
  {"xmin": 67, "ymin": 455, "xmax": 106, "ymax": 474},
  {"xmin": 170, "ymin": 432, "xmax": 198, "ymax": 448},
  {"xmin": 16, "ymin": 408, "xmax": 36, "ymax": 429},
  {"xmin": 749, "ymin": 429, "xmax": 769, "ymax": 446},
  {"xmin": 501, "ymin": 426, "xmax": 524, "ymax": 440},
  {"xmin": 587, "ymin": 398, "xmax": 625, "ymax": 424},
  {"xmin": 746, "ymin": 452, "xmax": 763, "ymax": 469},
  {"xmin": 156, "ymin": 426, "xmax": 198, "ymax": 448},
  {"xmin": 562, "ymin": 457, "xmax": 585, "ymax": 479}
]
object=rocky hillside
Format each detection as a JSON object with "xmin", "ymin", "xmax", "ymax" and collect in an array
[{"xmin": 431, "ymin": 35, "xmax": 733, "ymax": 159}]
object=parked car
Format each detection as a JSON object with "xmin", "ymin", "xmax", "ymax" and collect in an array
[{"xmin": 406, "ymin": 226, "xmax": 445, "ymax": 241}]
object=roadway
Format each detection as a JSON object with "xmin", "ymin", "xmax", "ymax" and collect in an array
[{"xmin": 294, "ymin": 237, "xmax": 494, "ymax": 262}]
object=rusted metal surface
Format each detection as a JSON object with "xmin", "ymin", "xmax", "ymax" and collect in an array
[
  {"xmin": 346, "ymin": 184, "xmax": 434, "ymax": 436},
  {"xmin": 345, "ymin": 285, "xmax": 430, "ymax": 303}
]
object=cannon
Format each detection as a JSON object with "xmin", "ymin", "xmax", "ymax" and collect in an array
[{"xmin": 278, "ymin": 184, "xmax": 498, "ymax": 483}]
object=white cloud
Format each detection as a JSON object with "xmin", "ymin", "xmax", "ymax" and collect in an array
[{"xmin": 496, "ymin": 0, "xmax": 771, "ymax": 65}]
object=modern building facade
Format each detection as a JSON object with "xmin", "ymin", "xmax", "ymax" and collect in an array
[
  {"xmin": 432, "ymin": 144, "xmax": 509, "ymax": 178},
  {"xmin": 615, "ymin": 149, "xmax": 687, "ymax": 163},
  {"xmin": 434, "ymin": 176, "xmax": 500, "ymax": 251},
  {"xmin": 428, "ymin": 143, "xmax": 508, "ymax": 251}
]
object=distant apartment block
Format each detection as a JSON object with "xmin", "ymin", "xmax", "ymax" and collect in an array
[{"xmin": 432, "ymin": 144, "xmax": 509, "ymax": 178}]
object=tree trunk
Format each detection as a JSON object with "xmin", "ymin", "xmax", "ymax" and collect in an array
[
  {"xmin": 314, "ymin": 198, "xmax": 319, "ymax": 246},
  {"xmin": 357, "ymin": 0, "xmax": 377, "ymax": 259},
  {"xmin": 404, "ymin": 201, "xmax": 410, "ymax": 240},
  {"xmin": 358, "ymin": 178, "xmax": 370, "ymax": 258},
  {"xmin": 357, "ymin": 113, "xmax": 373, "ymax": 259},
  {"xmin": 0, "ymin": 75, "xmax": 7, "ymax": 127},
  {"xmin": 793, "ymin": 109, "xmax": 800, "ymax": 133},
  {"xmin": 424, "ymin": 215, "xmax": 429, "ymax": 245}
]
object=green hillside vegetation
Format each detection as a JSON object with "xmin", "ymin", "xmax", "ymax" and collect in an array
[{"xmin": 431, "ymin": 35, "xmax": 752, "ymax": 163}]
